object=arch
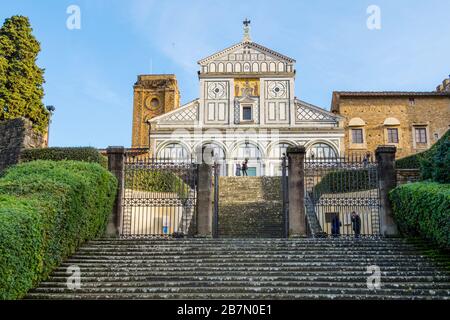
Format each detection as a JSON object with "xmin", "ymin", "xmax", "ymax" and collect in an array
[
  {"xmin": 269, "ymin": 62, "xmax": 276, "ymax": 72},
  {"xmin": 156, "ymin": 141, "xmax": 191, "ymax": 160},
  {"xmin": 209, "ymin": 63, "xmax": 216, "ymax": 73},
  {"xmin": 348, "ymin": 117, "xmax": 366, "ymax": 126},
  {"xmin": 383, "ymin": 117, "xmax": 400, "ymax": 126},
  {"xmin": 252, "ymin": 62, "xmax": 259, "ymax": 72},
  {"xmin": 278, "ymin": 62, "xmax": 285, "ymax": 72},
  {"xmin": 217, "ymin": 62, "xmax": 224, "ymax": 73},
  {"xmin": 243, "ymin": 62, "xmax": 251, "ymax": 72},
  {"xmin": 226, "ymin": 62, "xmax": 233, "ymax": 72},
  {"xmin": 230, "ymin": 141, "xmax": 265, "ymax": 176},
  {"xmin": 266, "ymin": 140, "xmax": 296, "ymax": 159},
  {"xmin": 234, "ymin": 63, "xmax": 241, "ymax": 72},
  {"xmin": 306, "ymin": 141, "xmax": 338, "ymax": 159},
  {"xmin": 261, "ymin": 62, "xmax": 268, "ymax": 72}
]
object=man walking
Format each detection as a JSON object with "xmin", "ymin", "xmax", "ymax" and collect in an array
[{"xmin": 351, "ymin": 211, "xmax": 361, "ymax": 238}]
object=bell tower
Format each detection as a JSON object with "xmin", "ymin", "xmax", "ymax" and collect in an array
[{"xmin": 131, "ymin": 74, "xmax": 180, "ymax": 148}]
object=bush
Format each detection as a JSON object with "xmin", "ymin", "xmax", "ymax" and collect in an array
[
  {"xmin": 424, "ymin": 138, "xmax": 450, "ymax": 183},
  {"xmin": 0, "ymin": 160, "xmax": 117, "ymax": 299},
  {"xmin": 389, "ymin": 182, "xmax": 450, "ymax": 249},
  {"xmin": 314, "ymin": 168, "xmax": 378, "ymax": 195},
  {"xmin": 395, "ymin": 130, "xmax": 450, "ymax": 178},
  {"xmin": 126, "ymin": 167, "xmax": 192, "ymax": 199},
  {"xmin": 21, "ymin": 147, "xmax": 108, "ymax": 168},
  {"xmin": 395, "ymin": 154, "xmax": 423, "ymax": 169}
]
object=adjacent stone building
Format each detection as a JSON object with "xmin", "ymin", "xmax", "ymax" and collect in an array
[{"xmin": 331, "ymin": 77, "xmax": 450, "ymax": 159}]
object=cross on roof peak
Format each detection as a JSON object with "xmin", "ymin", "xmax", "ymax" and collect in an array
[{"xmin": 242, "ymin": 18, "xmax": 252, "ymax": 42}]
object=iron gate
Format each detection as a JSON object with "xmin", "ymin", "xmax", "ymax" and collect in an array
[
  {"xmin": 121, "ymin": 152, "xmax": 198, "ymax": 237},
  {"xmin": 304, "ymin": 154, "xmax": 381, "ymax": 237}
]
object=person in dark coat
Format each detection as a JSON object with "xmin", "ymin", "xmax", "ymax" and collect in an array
[
  {"xmin": 331, "ymin": 214, "xmax": 341, "ymax": 237},
  {"xmin": 351, "ymin": 211, "xmax": 361, "ymax": 238},
  {"xmin": 242, "ymin": 159, "xmax": 248, "ymax": 176},
  {"xmin": 235, "ymin": 163, "xmax": 241, "ymax": 176}
]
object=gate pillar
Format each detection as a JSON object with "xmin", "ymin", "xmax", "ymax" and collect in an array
[
  {"xmin": 197, "ymin": 163, "xmax": 213, "ymax": 237},
  {"xmin": 376, "ymin": 146, "xmax": 399, "ymax": 236},
  {"xmin": 286, "ymin": 146, "xmax": 307, "ymax": 237},
  {"xmin": 106, "ymin": 146, "xmax": 125, "ymax": 237}
]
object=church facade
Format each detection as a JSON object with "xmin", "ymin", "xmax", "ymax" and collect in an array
[{"xmin": 132, "ymin": 22, "xmax": 344, "ymax": 176}]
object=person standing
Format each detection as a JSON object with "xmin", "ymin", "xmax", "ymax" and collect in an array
[
  {"xmin": 331, "ymin": 213, "xmax": 341, "ymax": 237},
  {"xmin": 235, "ymin": 163, "xmax": 241, "ymax": 176},
  {"xmin": 351, "ymin": 211, "xmax": 361, "ymax": 238},
  {"xmin": 242, "ymin": 159, "xmax": 248, "ymax": 176}
]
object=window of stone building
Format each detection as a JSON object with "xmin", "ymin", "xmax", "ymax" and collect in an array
[
  {"xmin": 351, "ymin": 129, "xmax": 364, "ymax": 144},
  {"xmin": 415, "ymin": 127, "xmax": 427, "ymax": 144},
  {"xmin": 387, "ymin": 128, "xmax": 399, "ymax": 144},
  {"xmin": 242, "ymin": 106, "xmax": 252, "ymax": 121},
  {"xmin": 409, "ymin": 98, "xmax": 415, "ymax": 106}
]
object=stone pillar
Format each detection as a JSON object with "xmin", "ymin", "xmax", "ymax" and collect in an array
[
  {"xmin": 376, "ymin": 146, "xmax": 399, "ymax": 236},
  {"xmin": 197, "ymin": 163, "xmax": 213, "ymax": 237},
  {"xmin": 106, "ymin": 146, "xmax": 125, "ymax": 237},
  {"xmin": 287, "ymin": 146, "xmax": 307, "ymax": 237}
]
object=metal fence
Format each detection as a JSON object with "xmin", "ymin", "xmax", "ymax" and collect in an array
[
  {"xmin": 304, "ymin": 154, "xmax": 381, "ymax": 237},
  {"xmin": 121, "ymin": 153, "xmax": 198, "ymax": 237}
]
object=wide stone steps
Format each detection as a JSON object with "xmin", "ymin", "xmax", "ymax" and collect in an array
[
  {"xmin": 26, "ymin": 238, "xmax": 450, "ymax": 300},
  {"xmin": 24, "ymin": 292, "xmax": 446, "ymax": 300}
]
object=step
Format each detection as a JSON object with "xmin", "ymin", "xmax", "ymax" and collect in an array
[
  {"xmin": 24, "ymin": 292, "xmax": 449, "ymax": 300},
  {"xmin": 28, "ymin": 286, "xmax": 449, "ymax": 296}
]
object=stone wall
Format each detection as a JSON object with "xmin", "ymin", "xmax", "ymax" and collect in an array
[
  {"xmin": 332, "ymin": 94, "xmax": 450, "ymax": 159},
  {"xmin": 0, "ymin": 118, "xmax": 45, "ymax": 173},
  {"xmin": 396, "ymin": 169, "xmax": 421, "ymax": 186},
  {"xmin": 218, "ymin": 176, "xmax": 283, "ymax": 238}
]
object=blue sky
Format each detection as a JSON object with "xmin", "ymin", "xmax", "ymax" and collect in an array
[{"xmin": 1, "ymin": 0, "xmax": 449, "ymax": 147}]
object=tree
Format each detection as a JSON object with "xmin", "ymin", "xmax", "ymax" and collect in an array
[{"xmin": 0, "ymin": 15, "xmax": 49, "ymax": 133}]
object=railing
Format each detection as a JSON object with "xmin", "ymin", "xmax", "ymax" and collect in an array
[
  {"xmin": 121, "ymin": 154, "xmax": 198, "ymax": 237},
  {"xmin": 304, "ymin": 155, "xmax": 381, "ymax": 237}
]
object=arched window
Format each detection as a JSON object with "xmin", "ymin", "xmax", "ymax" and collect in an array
[
  {"xmin": 269, "ymin": 143, "xmax": 293, "ymax": 159},
  {"xmin": 158, "ymin": 143, "xmax": 190, "ymax": 160},
  {"xmin": 202, "ymin": 143, "xmax": 227, "ymax": 175},
  {"xmin": 308, "ymin": 143, "xmax": 337, "ymax": 159},
  {"xmin": 235, "ymin": 142, "xmax": 262, "ymax": 160}
]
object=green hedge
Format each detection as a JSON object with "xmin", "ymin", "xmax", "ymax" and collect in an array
[
  {"xmin": 389, "ymin": 182, "xmax": 450, "ymax": 249},
  {"xmin": 0, "ymin": 160, "xmax": 117, "ymax": 299},
  {"xmin": 396, "ymin": 130, "xmax": 449, "ymax": 172},
  {"xmin": 21, "ymin": 147, "xmax": 108, "ymax": 168},
  {"xmin": 126, "ymin": 168, "xmax": 191, "ymax": 199},
  {"xmin": 314, "ymin": 168, "xmax": 378, "ymax": 195}
]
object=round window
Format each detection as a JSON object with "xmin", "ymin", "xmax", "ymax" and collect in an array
[{"xmin": 150, "ymin": 98, "xmax": 159, "ymax": 108}]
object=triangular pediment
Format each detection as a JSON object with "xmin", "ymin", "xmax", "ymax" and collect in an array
[
  {"xmin": 295, "ymin": 99, "xmax": 342, "ymax": 123},
  {"xmin": 150, "ymin": 99, "xmax": 199, "ymax": 125},
  {"xmin": 198, "ymin": 41, "xmax": 296, "ymax": 66}
]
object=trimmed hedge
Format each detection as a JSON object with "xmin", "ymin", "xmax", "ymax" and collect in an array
[
  {"xmin": 389, "ymin": 182, "xmax": 450, "ymax": 249},
  {"xmin": 314, "ymin": 169, "xmax": 378, "ymax": 195},
  {"xmin": 396, "ymin": 130, "xmax": 449, "ymax": 172},
  {"xmin": 21, "ymin": 147, "xmax": 108, "ymax": 168},
  {"xmin": 0, "ymin": 160, "xmax": 117, "ymax": 299},
  {"xmin": 126, "ymin": 168, "xmax": 192, "ymax": 199}
]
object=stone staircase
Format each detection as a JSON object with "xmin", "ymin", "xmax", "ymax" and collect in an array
[
  {"xmin": 26, "ymin": 238, "xmax": 450, "ymax": 299},
  {"xmin": 218, "ymin": 177, "xmax": 283, "ymax": 238}
]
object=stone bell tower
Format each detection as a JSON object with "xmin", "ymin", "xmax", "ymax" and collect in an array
[{"xmin": 131, "ymin": 74, "xmax": 180, "ymax": 148}]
